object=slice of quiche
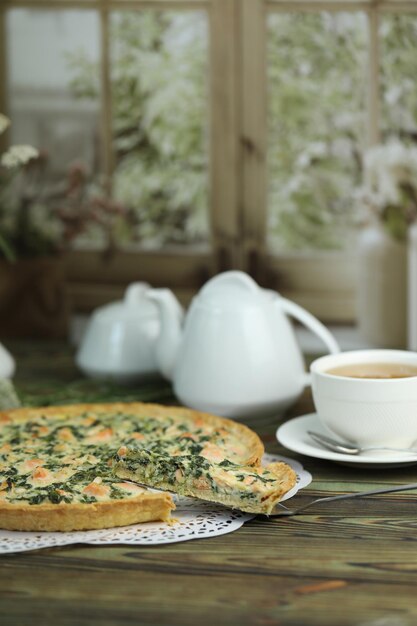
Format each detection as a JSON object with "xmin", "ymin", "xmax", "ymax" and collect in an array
[{"xmin": 114, "ymin": 447, "xmax": 297, "ymax": 515}]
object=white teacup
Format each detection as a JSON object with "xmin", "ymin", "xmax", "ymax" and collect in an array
[{"xmin": 310, "ymin": 349, "xmax": 417, "ymax": 448}]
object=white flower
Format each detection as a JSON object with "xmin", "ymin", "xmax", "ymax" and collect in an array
[
  {"xmin": 296, "ymin": 142, "xmax": 327, "ymax": 169},
  {"xmin": 0, "ymin": 114, "xmax": 10, "ymax": 135},
  {"xmin": 333, "ymin": 111, "xmax": 355, "ymax": 131},
  {"xmin": 384, "ymin": 85, "xmax": 403, "ymax": 106},
  {"xmin": 285, "ymin": 173, "xmax": 305, "ymax": 196},
  {"xmin": 332, "ymin": 138, "xmax": 352, "ymax": 161},
  {"xmin": 1, "ymin": 145, "xmax": 39, "ymax": 168},
  {"xmin": 363, "ymin": 141, "xmax": 417, "ymax": 207},
  {"xmin": 299, "ymin": 62, "xmax": 311, "ymax": 77}
]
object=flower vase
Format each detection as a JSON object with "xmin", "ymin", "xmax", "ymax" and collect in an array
[{"xmin": 357, "ymin": 224, "xmax": 407, "ymax": 348}]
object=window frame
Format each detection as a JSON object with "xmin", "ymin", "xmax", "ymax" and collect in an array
[
  {"xmin": 1, "ymin": 0, "xmax": 236, "ymax": 311},
  {"xmin": 1, "ymin": 0, "xmax": 417, "ymax": 320}
]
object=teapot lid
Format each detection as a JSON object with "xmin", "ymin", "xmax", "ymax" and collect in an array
[
  {"xmin": 92, "ymin": 282, "xmax": 157, "ymax": 322},
  {"xmin": 197, "ymin": 271, "xmax": 262, "ymax": 310}
]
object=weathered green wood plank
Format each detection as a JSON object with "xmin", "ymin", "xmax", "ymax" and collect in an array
[
  {"xmin": 1, "ymin": 565, "xmax": 417, "ymax": 626},
  {"xmin": 3, "ymin": 511, "xmax": 417, "ymax": 583}
]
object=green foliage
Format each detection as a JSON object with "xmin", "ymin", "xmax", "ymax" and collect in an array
[
  {"xmin": 267, "ymin": 12, "xmax": 417, "ymax": 251},
  {"xmin": 0, "ymin": 160, "xmax": 122, "ymax": 261},
  {"xmin": 267, "ymin": 12, "xmax": 367, "ymax": 251},
  {"xmin": 380, "ymin": 14, "xmax": 417, "ymax": 141},
  {"xmin": 66, "ymin": 10, "xmax": 417, "ymax": 252},
  {"xmin": 67, "ymin": 11, "xmax": 209, "ymax": 247},
  {"xmin": 67, "ymin": 50, "xmax": 100, "ymax": 100}
]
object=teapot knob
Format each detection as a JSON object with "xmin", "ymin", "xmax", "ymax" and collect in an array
[
  {"xmin": 124, "ymin": 282, "xmax": 151, "ymax": 309},
  {"xmin": 200, "ymin": 271, "xmax": 259, "ymax": 298}
]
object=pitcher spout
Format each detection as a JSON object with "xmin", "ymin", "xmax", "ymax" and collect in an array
[{"xmin": 147, "ymin": 288, "xmax": 184, "ymax": 381}]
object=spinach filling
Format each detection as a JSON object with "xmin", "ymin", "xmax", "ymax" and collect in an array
[
  {"xmin": 116, "ymin": 448, "xmax": 276, "ymax": 502},
  {"xmin": 0, "ymin": 409, "xmax": 241, "ymax": 506}
]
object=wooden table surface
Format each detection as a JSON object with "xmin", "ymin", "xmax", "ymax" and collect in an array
[{"xmin": 1, "ymin": 341, "xmax": 417, "ymax": 626}]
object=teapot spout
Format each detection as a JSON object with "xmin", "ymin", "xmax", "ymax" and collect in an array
[
  {"xmin": 147, "ymin": 289, "xmax": 184, "ymax": 381},
  {"xmin": 0, "ymin": 342, "xmax": 15, "ymax": 379}
]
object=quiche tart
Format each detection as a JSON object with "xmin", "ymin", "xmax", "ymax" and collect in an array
[
  {"xmin": 0, "ymin": 402, "xmax": 263, "ymax": 531},
  {"xmin": 115, "ymin": 448, "xmax": 297, "ymax": 515}
]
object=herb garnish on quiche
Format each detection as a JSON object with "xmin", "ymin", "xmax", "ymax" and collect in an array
[{"xmin": 0, "ymin": 402, "xmax": 264, "ymax": 531}]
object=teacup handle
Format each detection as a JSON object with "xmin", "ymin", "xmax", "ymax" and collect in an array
[{"xmin": 279, "ymin": 297, "xmax": 340, "ymax": 386}]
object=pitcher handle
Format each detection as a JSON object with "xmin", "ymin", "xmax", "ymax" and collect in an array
[{"xmin": 279, "ymin": 297, "xmax": 340, "ymax": 386}]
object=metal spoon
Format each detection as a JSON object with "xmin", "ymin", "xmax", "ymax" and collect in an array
[
  {"xmin": 273, "ymin": 482, "xmax": 417, "ymax": 516},
  {"xmin": 307, "ymin": 430, "xmax": 417, "ymax": 456}
]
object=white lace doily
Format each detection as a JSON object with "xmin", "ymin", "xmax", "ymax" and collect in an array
[{"xmin": 0, "ymin": 453, "xmax": 312, "ymax": 554}]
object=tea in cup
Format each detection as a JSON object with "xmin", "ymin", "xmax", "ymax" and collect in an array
[{"xmin": 310, "ymin": 349, "xmax": 417, "ymax": 448}]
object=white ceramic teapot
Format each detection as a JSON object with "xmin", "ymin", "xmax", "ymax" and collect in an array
[
  {"xmin": 148, "ymin": 271, "xmax": 340, "ymax": 418},
  {"xmin": 76, "ymin": 282, "xmax": 166, "ymax": 384}
]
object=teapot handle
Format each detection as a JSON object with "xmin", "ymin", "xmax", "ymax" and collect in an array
[{"xmin": 279, "ymin": 297, "xmax": 340, "ymax": 387}]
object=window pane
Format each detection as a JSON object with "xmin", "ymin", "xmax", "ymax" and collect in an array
[
  {"xmin": 3, "ymin": 9, "xmax": 104, "ymax": 256},
  {"xmin": 380, "ymin": 13, "xmax": 417, "ymax": 143},
  {"xmin": 6, "ymin": 9, "xmax": 101, "ymax": 178},
  {"xmin": 4, "ymin": 9, "xmax": 209, "ymax": 254},
  {"xmin": 267, "ymin": 12, "xmax": 367, "ymax": 251},
  {"xmin": 109, "ymin": 11, "xmax": 210, "ymax": 249}
]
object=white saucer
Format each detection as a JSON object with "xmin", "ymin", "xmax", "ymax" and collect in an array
[{"xmin": 276, "ymin": 413, "xmax": 417, "ymax": 468}]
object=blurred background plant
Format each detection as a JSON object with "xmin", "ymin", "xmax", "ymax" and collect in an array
[
  {"xmin": 267, "ymin": 12, "xmax": 417, "ymax": 251},
  {"xmin": 355, "ymin": 141, "xmax": 417, "ymax": 241},
  {"xmin": 0, "ymin": 112, "xmax": 38, "ymax": 260},
  {"xmin": 0, "ymin": 113, "xmax": 128, "ymax": 262},
  {"xmin": 67, "ymin": 11, "xmax": 208, "ymax": 248},
  {"xmin": 267, "ymin": 12, "xmax": 366, "ymax": 251},
  {"xmin": 4, "ymin": 10, "xmax": 417, "ymax": 254}
]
